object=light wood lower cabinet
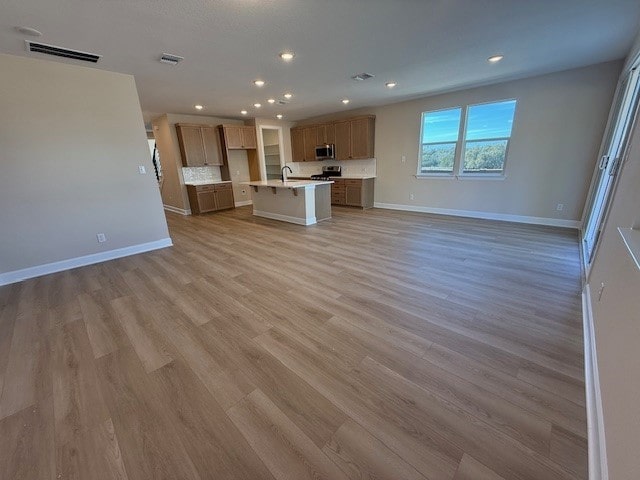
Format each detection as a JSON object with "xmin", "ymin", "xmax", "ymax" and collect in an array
[
  {"xmin": 187, "ymin": 183, "xmax": 235, "ymax": 214},
  {"xmin": 331, "ymin": 178, "xmax": 374, "ymax": 209}
]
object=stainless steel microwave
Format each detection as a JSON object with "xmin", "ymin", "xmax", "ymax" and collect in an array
[{"xmin": 315, "ymin": 144, "xmax": 335, "ymax": 160}]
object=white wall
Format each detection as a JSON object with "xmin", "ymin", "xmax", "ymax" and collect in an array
[
  {"xmin": 0, "ymin": 53, "xmax": 170, "ymax": 282},
  {"xmin": 585, "ymin": 32, "xmax": 640, "ymax": 480},
  {"xmin": 586, "ymin": 97, "xmax": 640, "ymax": 480},
  {"xmin": 299, "ymin": 61, "xmax": 621, "ymax": 226}
]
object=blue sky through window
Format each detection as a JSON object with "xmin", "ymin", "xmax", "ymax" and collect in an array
[
  {"xmin": 422, "ymin": 108, "xmax": 461, "ymax": 143},
  {"xmin": 422, "ymin": 101, "xmax": 516, "ymax": 144},
  {"xmin": 465, "ymin": 100, "xmax": 516, "ymax": 140}
]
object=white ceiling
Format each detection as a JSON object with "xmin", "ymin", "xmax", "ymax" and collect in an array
[{"xmin": 1, "ymin": 0, "xmax": 639, "ymax": 122}]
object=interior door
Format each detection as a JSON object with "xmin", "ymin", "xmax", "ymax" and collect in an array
[{"xmin": 583, "ymin": 67, "xmax": 640, "ymax": 263}]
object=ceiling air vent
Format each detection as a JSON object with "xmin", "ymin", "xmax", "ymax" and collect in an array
[
  {"xmin": 351, "ymin": 72, "xmax": 375, "ymax": 81},
  {"xmin": 159, "ymin": 53, "xmax": 184, "ymax": 65},
  {"xmin": 25, "ymin": 40, "xmax": 101, "ymax": 63}
]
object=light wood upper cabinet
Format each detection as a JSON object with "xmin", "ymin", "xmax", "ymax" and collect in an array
[
  {"xmin": 221, "ymin": 125, "xmax": 257, "ymax": 149},
  {"xmin": 291, "ymin": 116, "xmax": 374, "ymax": 162},
  {"xmin": 241, "ymin": 127, "xmax": 257, "ymax": 149},
  {"xmin": 201, "ymin": 127, "xmax": 222, "ymax": 166},
  {"xmin": 334, "ymin": 121, "xmax": 351, "ymax": 160},
  {"xmin": 349, "ymin": 117, "xmax": 375, "ymax": 159},
  {"xmin": 316, "ymin": 124, "xmax": 335, "ymax": 145},
  {"xmin": 223, "ymin": 126, "xmax": 244, "ymax": 149},
  {"xmin": 303, "ymin": 127, "xmax": 317, "ymax": 162},
  {"xmin": 291, "ymin": 128, "xmax": 305, "ymax": 162},
  {"xmin": 176, "ymin": 124, "xmax": 222, "ymax": 167}
]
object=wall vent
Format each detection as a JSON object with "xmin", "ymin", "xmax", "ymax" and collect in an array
[
  {"xmin": 351, "ymin": 73, "xmax": 375, "ymax": 81},
  {"xmin": 25, "ymin": 41, "xmax": 101, "ymax": 63},
  {"xmin": 159, "ymin": 53, "xmax": 184, "ymax": 65}
]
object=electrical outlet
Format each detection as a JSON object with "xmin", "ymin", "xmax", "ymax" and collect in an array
[
  {"xmin": 96, "ymin": 233, "xmax": 107, "ymax": 243},
  {"xmin": 401, "ymin": 155, "xmax": 406, "ymax": 163},
  {"xmin": 138, "ymin": 165, "xmax": 146, "ymax": 174},
  {"xmin": 410, "ymin": 193, "xmax": 415, "ymax": 200},
  {"xmin": 556, "ymin": 203, "xmax": 564, "ymax": 211},
  {"xmin": 236, "ymin": 170, "xmax": 240, "ymax": 176}
]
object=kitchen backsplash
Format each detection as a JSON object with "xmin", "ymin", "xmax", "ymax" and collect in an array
[
  {"xmin": 285, "ymin": 158, "xmax": 376, "ymax": 177},
  {"xmin": 182, "ymin": 166, "xmax": 222, "ymax": 184}
]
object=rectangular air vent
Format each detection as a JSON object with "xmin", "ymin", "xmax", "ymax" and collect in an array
[
  {"xmin": 25, "ymin": 41, "xmax": 101, "ymax": 63},
  {"xmin": 160, "ymin": 53, "xmax": 184, "ymax": 65},
  {"xmin": 351, "ymin": 73, "xmax": 375, "ymax": 81}
]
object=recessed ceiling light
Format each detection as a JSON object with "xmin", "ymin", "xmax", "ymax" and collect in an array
[
  {"xmin": 283, "ymin": 93, "xmax": 293, "ymax": 99},
  {"xmin": 254, "ymin": 79, "xmax": 265, "ymax": 87},
  {"xmin": 488, "ymin": 55, "xmax": 504, "ymax": 63},
  {"xmin": 276, "ymin": 114, "xmax": 284, "ymax": 119},
  {"xmin": 342, "ymin": 99, "xmax": 350, "ymax": 104},
  {"xmin": 241, "ymin": 110, "xmax": 248, "ymax": 115},
  {"xmin": 254, "ymin": 103, "xmax": 262, "ymax": 108},
  {"xmin": 194, "ymin": 104, "xmax": 204, "ymax": 110},
  {"xmin": 279, "ymin": 52, "xmax": 295, "ymax": 61},
  {"xmin": 385, "ymin": 82, "xmax": 397, "ymax": 88},
  {"xmin": 267, "ymin": 98, "xmax": 276, "ymax": 104},
  {"xmin": 15, "ymin": 26, "xmax": 42, "ymax": 37}
]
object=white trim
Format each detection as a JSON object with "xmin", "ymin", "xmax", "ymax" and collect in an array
[
  {"xmin": 0, "ymin": 238, "xmax": 173, "ymax": 286},
  {"xmin": 234, "ymin": 200, "xmax": 253, "ymax": 207},
  {"xmin": 252, "ymin": 210, "xmax": 316, "ymax": 226},
  {"xmin": 583, "ymin": 285, "xmax": 609, "ymax": 480},
  {"xmin": 163, "ymin": 204, "xmax": 191, "ymax": 215},
  {"xmin": 415, "ymin": 173, "xmax": 507, "ymax": 181},
  {"xmin": 373, "ymin": 202, "xmax": 581, "ymax": 229}
]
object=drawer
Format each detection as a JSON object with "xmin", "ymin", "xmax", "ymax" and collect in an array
[
  {"xmin": 344, "ymin": 179, "xmax": 362, "ymax": 186},
  {"xmin": 214, "ymin": 182, "xmax": 232, "ymax": 191},
  {"xmin": 194, "ymin": 184, "xmax": 215, "ymax": 192},
  {"xmin": 331, "ymin": 179, "xmax": 345, "ymax": 186}
]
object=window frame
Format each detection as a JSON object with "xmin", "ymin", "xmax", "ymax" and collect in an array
[
  {"xmin": 416, "ymin": 98, "xmax": 517, "ymax": 179},
  {"xmin": 417, "ymin": 106, "xmax": 463, "ymax": 175}
]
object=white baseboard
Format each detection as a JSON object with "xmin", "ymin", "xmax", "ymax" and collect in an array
[
  {"xmin": 583, "ymin": 285, "xmax": 609, "ymax": 480},
  {"xmin": 373, "ymin": 202, "xmax": 581, "ymax": 229},
  {"xmin": 252, "ymin": 210, "xmax": 316, "ymax": 226},
  {"xmin": 0, "ymin": 238, "xmax": 173, "ymax": 286},
  {"xmin": 163, "ymin": 204, "xmax": 191, "ymax": 215},
  {"xmin": 235, "ymin": 200, "xmax": 253, "ymax": 207}
]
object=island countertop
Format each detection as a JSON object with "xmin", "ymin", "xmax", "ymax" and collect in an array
[{"xmin": 244, "ymin": 179, "xmax": 333, "ymax": 189}]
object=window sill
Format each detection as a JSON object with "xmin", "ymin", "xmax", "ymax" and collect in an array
[{"xmin": 415, "ymin": 174, "xmax": 506, "ymax": 181}]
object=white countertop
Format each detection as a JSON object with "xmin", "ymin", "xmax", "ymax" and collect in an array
[
  {"xmin": 245, "ymin": 179, "xmax": 333, "ymax": 189},
  {"xmin": 184, "ymin": 180, "xmax": 232, "ymax": 186}
]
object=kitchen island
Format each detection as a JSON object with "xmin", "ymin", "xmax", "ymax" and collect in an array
[{"xmin": 245, "ymin": 179, "xmax": 333, "ymax": 225}]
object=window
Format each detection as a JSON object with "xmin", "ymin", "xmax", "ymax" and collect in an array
[
  {"xmin": 419, "ymin": 107, "xmax": 462, "ymax": 173},
  {"xmin": 418, "ymin": 99, "xmax": 517, "ymax": 177}
]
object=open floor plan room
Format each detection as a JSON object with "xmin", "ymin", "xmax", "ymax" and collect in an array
[{"xmin": 0, "ymin": 207, "xmax": 586, "ymax": 479}]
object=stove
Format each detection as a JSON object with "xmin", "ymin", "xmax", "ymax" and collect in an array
[{"xmin": 311, "ymin": 165, "xmax": 341, "ymax": 180}]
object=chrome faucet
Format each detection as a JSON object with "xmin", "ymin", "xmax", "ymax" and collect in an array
[{"xmin": 281, "ymin": 165, "xmax": 293, "ymax": 182}]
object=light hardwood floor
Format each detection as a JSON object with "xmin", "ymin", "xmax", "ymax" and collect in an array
[{"xmin": 0, "ymin": 206, "xmax": 587, "ymax": 480}]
